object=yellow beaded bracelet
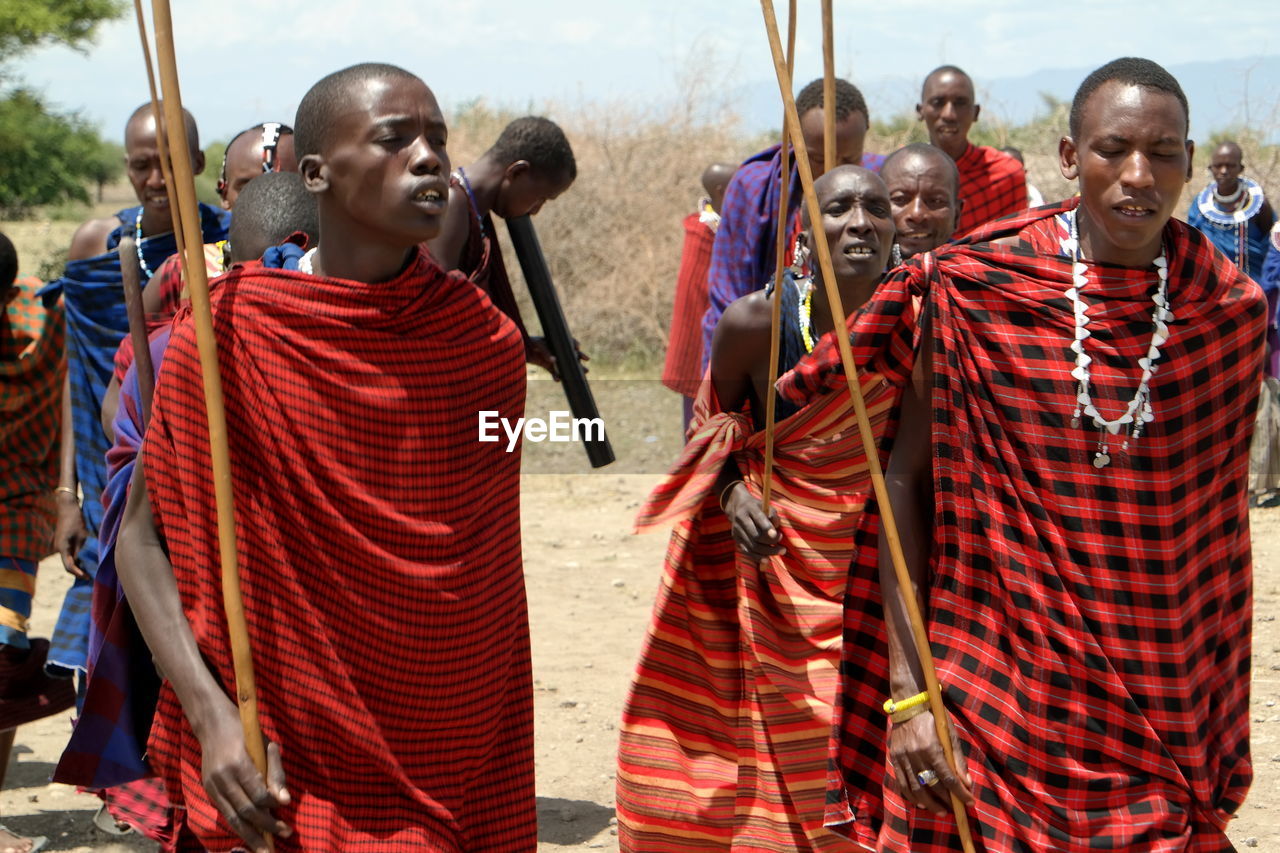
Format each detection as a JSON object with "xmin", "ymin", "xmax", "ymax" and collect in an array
[{"xmin": 883, "ymin": 691, "xmax": 930, "ymax": 715}]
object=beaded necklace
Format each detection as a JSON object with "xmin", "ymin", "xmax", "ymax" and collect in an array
[
  {"xmin": 455, "ymin": 167, "xmax": 486, "ymax": 240},
  {"xmin": 134, "ymin": 209, "xmax": 154, "ymax": 281},
  {"xmin": 1064, "ymin": 208, "xmax": 1172, "ymax": 468},
  {"xmin": 798, "ymin": 278, "xmax": 816, "ymax": 353}
]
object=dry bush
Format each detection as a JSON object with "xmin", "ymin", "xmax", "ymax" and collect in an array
[{"xmin": 444, "ymin": 82, "xmax": 764, "ymax": 369}]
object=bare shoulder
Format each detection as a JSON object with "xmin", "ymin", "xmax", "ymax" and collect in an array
[
  {"xmin": 67, "ymin": 216, "xmax": 120, "ymax": 261},
  {"xmin": 990, "ymin": 235, "xmax": 1021, "ymax": 248},
  {"xmin": 718, "ymin": 289, "xmax": 775, "ymax": 339}
]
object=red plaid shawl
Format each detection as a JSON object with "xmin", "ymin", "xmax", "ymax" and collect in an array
[
  {"xmin": 782, "ymin": 199, "xmax": 1264, "ymax": 852},
  {"xmin": 0, "ymin": 276, "xmax": 63, "ymax": 562},
  {"xmin": 619, "ymin": 342, "xmax": 900, "ymax": 851},
  {"xmin": 953, "ymin": 143, "xmax": 1028, "ymax": 238},
  {"xmin": 143, "ymin": 247, "xmax": 534, "ymax": 851}
]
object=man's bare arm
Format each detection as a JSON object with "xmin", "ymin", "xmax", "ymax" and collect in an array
[
  {"xmin": 53, "ymin": 370, "xmax": 88, "ymax": 578},
  {"xmin": 67, "ymin": 217, "xmax": 118, "ymax": 262},
  {"xmin": 880, "ymin": 321, "xmax": 972, "ymax": 814},
  {"xmin": 707, "ymin": 292, "xmax": 784, "ymax": 559},
  {"xmin": 116, "ymin": 461, "xmax": 291, "ymax": 851}
]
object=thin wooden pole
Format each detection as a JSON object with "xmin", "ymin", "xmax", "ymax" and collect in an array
[
  {"xmin": 147, "ymin": 4, "xmax": 272, "ymax": 846},
  {"xmin": 759, "ymin": 3, "xmax": 976, "ymax": 850},
  {"xmin": 130, "ymin": 0, "xmax": 189, "ymax": 289},
  {"xmin": 118, "ymin": 238, "xmax": 156, "ymax": 422},
  {"xmin": 821, "ymin": 0, "xmax": 835, "ymax": 176},
  {"xmin": 760, "ymin": 0, "xmax": 795, "ymax": 517}
]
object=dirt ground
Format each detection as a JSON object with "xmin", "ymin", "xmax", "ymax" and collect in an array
[{"xmin": 3, "ymin": 380, "xmax": 1278, "ymax": 851}]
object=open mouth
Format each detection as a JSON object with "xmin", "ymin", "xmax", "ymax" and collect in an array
[
  {"xmin": 842, "ymin": 244, "xmax": 877, "ymax": 258},
  {"xmin": 413, "ymin": 187, "xmax": 444, "ymax": 204},
  {"xmin": 1114, "ymin": 203, "xmax": 1154, "ymax": 218}
]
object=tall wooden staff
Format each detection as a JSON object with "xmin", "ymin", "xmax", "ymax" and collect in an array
[
  {"xmin": 139, "ymin": 3, "xmax": 273, "ymax": 843},
  {"xmin": 758, "ymin": 0, "xmax": 795, "ymax": 515},
  {"xmin": 758, "ymin": 3, "xmax": 977, "ymax": 850},
  {"xmin": 821, "ymin": 0, "xmax": 836, "ymax": 172}
]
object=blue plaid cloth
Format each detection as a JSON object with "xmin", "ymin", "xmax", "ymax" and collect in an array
[
  {"xmin": 39, "ymin": 204, "xmax": 229, "ymax": 675},
  {"xmin": 700, "ymin": 145, "xmax": 884, "ymax": 370}
]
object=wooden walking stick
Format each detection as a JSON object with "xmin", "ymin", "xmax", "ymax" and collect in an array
[
  {"xmin": 118, "ymin": 238, "xmax": 156, "ymax": 422},
  {"xmin": 759, "ymin": 3, "xmax": 977, "ymax": 850},
  {"xmin": 145, "ymin": 3, "xmax": 273, "ymax": 845},
  {"xmin": 759, "ymin": 0, "xmax": 795, "ymax": 516},
  {"xmin": 821, "ymin": 0, "xmax": 836, "ymax": 175}
]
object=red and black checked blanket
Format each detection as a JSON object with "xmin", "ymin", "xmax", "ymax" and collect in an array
[
  {"xmin": 953, "ymin": 143, "xmax": 1028, "ymax": 238},
  {"xmin": 618, "ymin": 353, "xmax": 899, "ymax": 852},
  {"xmin": 142, "ymin": 247, "xmax": 535, "ymax": 852},
  {"xmin": 782, "ymin": 199, "xmax": 1264, "ymax": 852}
]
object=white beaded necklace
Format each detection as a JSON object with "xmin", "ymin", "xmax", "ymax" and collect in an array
[
  {"xmin": 1211, "ymin": 181, "xmax": 1245, "ymax": 206},
  {"xmin": 1064, "ymin": 208, "xmax": 1172, "ymax": 468}
]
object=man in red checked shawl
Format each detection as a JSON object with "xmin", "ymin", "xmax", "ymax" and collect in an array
[
  {"xmin": 618, "ymin": 166, "xmax": 900, "ymax": 853},
  {"xmin": 917, "ymin": 66, "xmax": 1027, "ymax": 238},
  {"xmin": 114, "ymin": 63, "xmax": 534, "ymax": 852},
  {"xmin": 781, "ymin": 57, "xmax": 1261, "ymax": 852}
]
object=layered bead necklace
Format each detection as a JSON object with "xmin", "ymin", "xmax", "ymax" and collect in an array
[
  {"xmin": 797, "ymin": 277, "xmax": 816, "ymax": 353},
  {"xmin": 1064, "ymin": 208, "xmax": 1172, "ymax": 468}
]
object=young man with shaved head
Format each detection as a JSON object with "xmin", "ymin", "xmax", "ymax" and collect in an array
[
  {"xmin": 701, "ymin": 77, "xmax": 884, "ymax": 368},
  {"xmin": 1187, "ymin": 139, "xmax": 1276, "ymax": 279},
  {"xmin": 917, "ymin": 65, "xmax": 1027, "ymax": 237},
  {"xmin": 44, "ymin": 102, "xmax": 229, "ymax": 679},
  {"xmin": 116, "ymin": 63, "xmax": 535, "ymax": 852},
  {"xmin": 621, "ymin": 165, "xmax": 901, "ymax": 852},
  {"xmin": 784, "ymin": 57, "xmax": 1262, "ymax": 852}
]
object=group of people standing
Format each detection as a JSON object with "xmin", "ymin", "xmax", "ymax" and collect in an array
[
  {"xmin": 0, "ymin": 49, "xmax": 1274, "ymax": 853},
  {"xmin": 643, "ymin": 58, "xmax": 1272, "ymax": 852}
]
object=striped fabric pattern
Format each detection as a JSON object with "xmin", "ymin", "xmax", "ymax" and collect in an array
[
  {"xmin": 661, "ymin": 212, "xmax": 716, "ymax": 398},
  {"xmin": 786, "ymin": 200, "xmax": 1263, "ymax": 852},
  {"xmin": 143, "ymin": 247, "xmax": 535, "ymax": 851},
  {"xmin": 0, "ymin": 276, "xmax": 63, "ymax": 565},
  {"xmin": 618, "ymin": 351, "xmax": 899, "ymax": 852},
  {"xmin": 952, "ymin": 143, "xmax": 1028, "ymax": 238}
]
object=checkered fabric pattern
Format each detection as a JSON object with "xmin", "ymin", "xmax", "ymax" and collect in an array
[
  {"xmin": 783, "ymin": 199, "xmax": 1263, "ymax": 851},
  {"xmin": 143, "ymin": 247, "xmax": 535, "ymax": 851},
  {"xmin": 0, "ymin": 276, "xmax": 63, "ymax": 563},
  {"xmin": 953, "ymin": 143, "xmax": 1028, "ymax": 238}
]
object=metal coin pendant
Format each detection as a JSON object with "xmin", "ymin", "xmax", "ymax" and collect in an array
[{"xmin": 1093, "ymin": 452, "xmax": 1111, "ymax": 468}]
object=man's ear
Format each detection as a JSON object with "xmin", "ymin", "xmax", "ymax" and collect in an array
[
  {"xmin": 915, "ymin": 103, "xmax": 924, "ymax": 122},
  {"xmin": 300, "ymin": 154, "xmax": 329, "ymax": 193},
  {"xmin": 192, "ymin": 150, "xmax": 206, "ymax": 176},
  {"xmin": 1059, "ymin": 136, "xmax": 1079, "ymax": 181},
  {"xmin": 1185, "ymin": 140, "xmax": 1195, "ymax": 182},
  {"xmin": 973, "ymin": 103, "xmax": 981, "ymax": 124},
  {"xmin": 504, "ymin": 160, "xmax": 531, "ymax": 182}
]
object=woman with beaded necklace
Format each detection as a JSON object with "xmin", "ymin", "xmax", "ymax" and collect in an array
[{"xmin": 1187, "ymin": 139, "xmax": 1275, "ymax": 278}]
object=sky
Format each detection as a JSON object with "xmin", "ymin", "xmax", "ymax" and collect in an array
[{"xmin": 9, "ymin": 0, "xmax": 1280, "ymax": 143}]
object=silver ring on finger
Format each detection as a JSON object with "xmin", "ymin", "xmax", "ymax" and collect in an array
[{"xmin": 916, "ymin": 769, "xmax": 940, "ymax": 787}]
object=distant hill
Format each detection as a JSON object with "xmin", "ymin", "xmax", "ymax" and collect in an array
[{"xmin": 737, "ymin": 55, "xmax": 1280, "ymax": 143}]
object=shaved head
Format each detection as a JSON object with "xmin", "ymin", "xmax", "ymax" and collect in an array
[
  {"xmin": 294, "ymin": 62, "xmax": 421, "ymax": 159},
  {"xmin": 1214, "ymin": 140, "xmax": 1243, "ymax": 161},
  {"xmin": 701, "ymin": 162, "xmax": 737, "ymax": 214},
  {"xmin": 126, "ymin": 102, "xmax": 200, "ymax": 156},
  {"xmin": 921, "ymin": 65, "xmax": 974, "ymax": 100}
]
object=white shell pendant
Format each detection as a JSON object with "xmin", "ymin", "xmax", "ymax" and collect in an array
[{"xmin": 1093, "ymin": 452, "xmax": 1111, "ymax": 468}]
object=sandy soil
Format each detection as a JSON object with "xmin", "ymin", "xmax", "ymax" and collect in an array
[{"xmin": 2, "ymin": 379, "xmax": 1277, "ymax": 851}]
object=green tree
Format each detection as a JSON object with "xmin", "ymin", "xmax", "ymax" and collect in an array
[
  {"xmin": 0, "ymin": 88, "xmax": 121, "ymax": 215},
  {"xmin": 0, "ymin": 0, "xmax": 124, "ymax": 63}
]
